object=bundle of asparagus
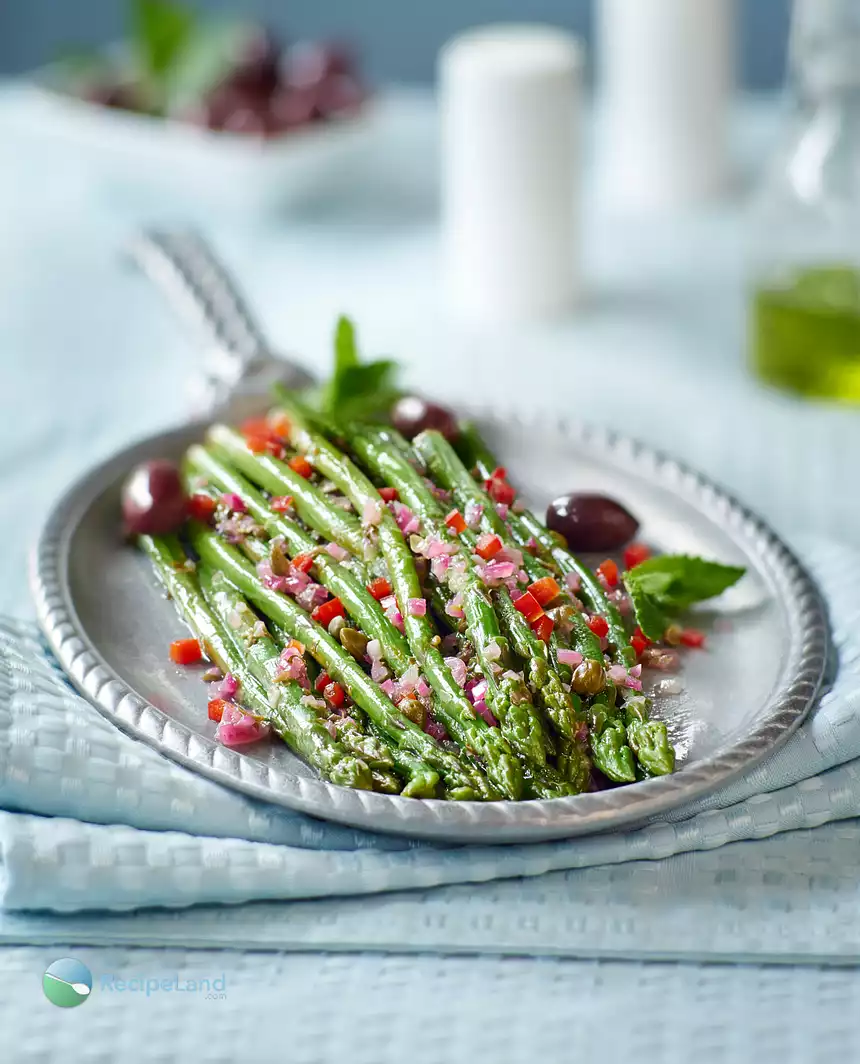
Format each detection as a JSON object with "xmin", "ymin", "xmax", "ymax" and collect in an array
[{"xmin": 124, "ymin": 322, "xmax": 744, "ymax": 801}]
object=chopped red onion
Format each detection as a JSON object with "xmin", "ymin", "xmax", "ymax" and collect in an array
[
  {"xmin": 495, "ymin": 503, "xmax": 509, "ymax": 521},
  {"xmin": 629, "ymin": 663, "xmax": 643, "ymax": 679},
  {"xmin": 209, "ymin": 672, "xmax": 240, "ymax": 701},
  {"xmin": 407, "ymin": 597, "xmax": 427, "ymax": 617},
  {"xmin": 380, "ymin": 678, "xmax": 401, "ymax": 701},
  {"xmin": 380, "ymin": 595, "xmax": 398, "ymax": 612},
  {"xmin": 301, "ymin": 694, "xmax": 328, "ymax": 711},
  {"xmin": 444, "ymin": 592, "xmax": 465, "ymax": 619},
  {"xmin": 220, "ymin": 492, "xmax": 247, "ymax": 513},
  {"xmin": 366, "ymin": 639, "xmax": 382, "ymax": 661},
  {"xmin": 470, "ymin": 679, "xmax": 489, "ymax": 702},
  {"xmin": 416, "ymin": 676, "xmax": 431, "ymax": 698},
  {"xmin": 393, "ymin": 503, "xmax": 420, "ymax": 536},
  {"xmin": 502, "ymin": 669, "xmax": 522, "ymax": 682},
  {"xmin": 477, "ymin": 560, "xmax": 517, "ymax": 585},
  {"xmin": 517, "ymin": 569, "xmax": 529, "ymax": 584},
  {"xmin": 509, "ymin": 588, "xmax": 525, "ymax": 602},
  {"xmin": 557, "ymin": 649, "xmax": 583, "ymax": 667},
  {"xmin": 565, "ymin": 572, "xmax": 582, "ymax": 593},
  {"xmin": 217, "ymin": 704, "xmax": 270, "ymax": 747},
  {"xmin": 484, "ymin": 640, "xmax": 502, "ymax": 662},
  {"xmin": 362, "ymin": 498, "xmax": 383, "ymax": 526},
  {"xmin": 399, "ymin": 664, "xmax": 420, "ymax": 693},
  {"xmin": 472, "ymin": 700, "xmax": 499, "ymax": 727},
  {"xmin": 424, "ymin": 715, "xmax": 448, "ymax": 742},
  {"xmin": 607, "ymin": 663, "xmax": 628, "ymax": 685},
  {"xmin": 325, "ymin": 542, "xmax": 349, "ymax": 561},
  {"xmin": 202, "ymin": 665, "xmax": 223, "ymax": 683},
  {"xmin": 296, "ymin": 583, "xmax": 330, "ymax": 610},
  {"xmin": 371, "ymin": 657, "xmax": 389, "ymax": 683},
  {"xmin": 444, "ymin": 655, "xmax": 467, "ymax": 687},
  {"xmin": 430, "ymin": 554, "xmax": 451, "ymax": 581},
  {"xmin": 464, "ymin": 501, "xmax": 484, "ymax": 529},
  {"xmin": 496, "ymin": 545, "xmax": 523, "ymax": 567}
]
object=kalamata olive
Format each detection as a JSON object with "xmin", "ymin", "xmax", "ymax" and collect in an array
[
  {"xmin": 284, "ymin": 41, "xmax": 354, "ymax": 91},
  {"xmin": 268, "ymin": 86, "xmax": 318, "ymax": 130},
  {"xmin": 122, "ymin": 460, "xmax": 187, "ymax": 536},
  {"xmin": 545, "ymin": 493, "xmax": 639, "ymax": 552},
  {"xmin": 315, "ymin": 73, "xmax": 364, "ymax": 117},
  {"xmin": 391, "ymin": 395, "xmax": 459, "ymax": 442},
  {"xmin": 228, "ymin": 28, "xmax": 281, "ymax": 96}
]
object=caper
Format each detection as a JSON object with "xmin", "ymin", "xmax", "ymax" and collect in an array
[
  {"xmin": 339, "ymin": 626, "xmax": 369, "ymax": 659},
  {"xmin": 571, "ymin": 659, "xmax": 605, "ymax": 696},
  {"xmin": 398, "ymin": 696, "xmax": 426, "ymax": 728},
  {"xmin": 664, "ymin": 623, "xmax": 682, "ymax": 646},
  {"xmin": 328, "ymin": 615, "xmax": 347, "ymax": 639},
  {"xmin": 270, "ymin": 538, "xmax": 292, "ymax": 577}
]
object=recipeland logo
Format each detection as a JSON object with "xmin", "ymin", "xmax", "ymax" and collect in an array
[{"xmin": 42, "ymin": 958, "xmax": 92, "ymax": 1008}]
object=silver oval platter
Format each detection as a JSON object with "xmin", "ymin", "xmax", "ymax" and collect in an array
[{"xmin": 31, "ymin": 409, "xmax": 828, "ymax": 843}]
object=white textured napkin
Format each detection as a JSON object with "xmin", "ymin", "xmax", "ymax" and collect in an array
[{"xmin": 1, "ymin": 538, "xmax": 858, "ymax": 914}]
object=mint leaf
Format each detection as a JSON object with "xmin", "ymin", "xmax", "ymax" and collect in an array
[
  {"xmin": 133, "ymin": 0, "xmax": 195, "ymax": 96},
  {"xmin": 334, "ymin": 315, "xmax": 360, "ymax": 374},
  {"xmin": 312, "ymin": 315, "xmax": 401, "ymax": 423},
  {"xmin": 629, "ymin": 555, "xmax": 745, "ymax": 609},
  {"xmin": 624, "ymin": 577, "xmax": 670, "ymax": 641},
  {"xmin": 624, "ymin": 554, "xmax": 745, "ymax": 640}
]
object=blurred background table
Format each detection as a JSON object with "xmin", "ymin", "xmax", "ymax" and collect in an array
[{"xmin": 1, "ymin": 85, "xmax": 859, "ymax": 1062}]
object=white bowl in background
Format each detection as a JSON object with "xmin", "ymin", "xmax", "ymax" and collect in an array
[{"xmin": 0, "ymin": 80, "xmax": 376, "ymax": 214}]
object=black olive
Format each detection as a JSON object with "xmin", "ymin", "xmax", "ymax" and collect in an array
[
  {"xmin": 391, "ymin": 396, "xmax": 458, "ymax": 441},
  {"xmin": 545, "ymin": 493, "xmax": 639, "ymax": 553}
]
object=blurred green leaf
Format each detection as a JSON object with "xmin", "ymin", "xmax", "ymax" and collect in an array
[
  {"xmin": 132, "ymin": 0, "xmax": 195, "ymax": 96},
  {"xmin": 165, "ymin": 19, "xmax": 254, "ymax": 111},
  {"xmin": 306, "ymin": 315, "xmax": 401, "ymax": 424}
]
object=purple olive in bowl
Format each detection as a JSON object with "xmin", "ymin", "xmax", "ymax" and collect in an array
[
  {"xmin": 391, "ymin": 396, "xmax": 459, "ymax": 442},
  {"xmin": 545, "ymin": 493, "xmax": 639, "ymax": 553},
  {"xmin": 122, "ymin": 460, "xmax": 187, "ymax": 536}
]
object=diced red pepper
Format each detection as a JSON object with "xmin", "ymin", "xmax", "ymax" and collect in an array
[
  {"xmin": 586, "ymin": 615, "xmax": 609, "ymax": 638},
  {"xmin": 314, "ymin": 671, "xmax": 332, "ymax": 693},
  {"xmin": 624, "ymin": 542, "xmax": 651, "ymax": 570},
  {"xmin": 267, "ymin": 412, "xmax": 292, "ymax": 438},
  {"xmin": 630, "ymin": 632, "xmax": 649, "ymax": 658},
  {"xmin": 288, "ymin": 455, "xmax": 314, "ymax": 479},
  {"xmin": 169, "ymin": 638, "xmax": 202, "ymax": 665},
  {"xmin": 528, "ymin": 576, "xmax": 561, "ymax": 607},
  {"xmin": 324, "ymin": 682, "xmax": 346, "ymax": 709},
  {"xmin": 596, "ymin": 559, "xmax": 619, "ymax": 588},
  {"xmin": 311, "ymin": 597, "xmax": 346, "ymax": 626},
  {"xmin": 240, "ymin": 416, "xmax": 272, "ymax": 440},
  {"xmin": 475, "ymin": 533, "xmax": 504, "ymax": 560},
  {"xmin": 207, "ymin": 698, "xmax": 227, "ymax": 722},
  {"xmin": 245, "ymin": 434, "xmax": 271, "ymax": 455},
  {"xmin": 532, "ymin": 614, "xmax": 555, "ymax": 643},
  {"xmin": 367, "ymin": 577, "xmax": 392, "ymax": 600},
  {"xmin": 513, "ymin": 591, "xmax": 544, "ymax": 624},
  {"xmin": 445, "ymin": 509, "xmax": 467, "ymax": 534},
  {"xmin": 680, "ymin": 627, "xmax": 706, "ymax": 649},
  {"xmin": 484, "ymin": 470, "xmax": 516, "ymax": 507},
  {"xmin": 378, "ymin": 486, "xmax": 399, "ymax": 503},
  {"xmin": 292, "ymin": 552, "xmax": 315, "ymax": 573},
  {"xmin": 187, "ymin": 493, "xmax": 216, "ymax": 523},
  {"xmin": 270, "ymin": 495, "xmax": 294, "ymax": 513}
]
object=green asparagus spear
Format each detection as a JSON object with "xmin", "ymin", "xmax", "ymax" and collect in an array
[
  {"xmin": 140, "ymin": 534, "xmax": 375, "ymax": 790},
  {"xmin": 199, "ymin": 567, "xmax": 440, "ymax": 797},
  {"xmin": 414, "ymin": 429, "xmax": 587, "ymax": 746},
  {"xmin": 189, "ymin": 522, "xmax": 494, "ymax": 801},
  {"xmin": 622, "ymin": 696, "xmax": 675, "ymax": 777},
  {"xmin": 185, "ymin": 445, "xmax": 413, "ymax": 675},
  {"xmin": 270, "ymin": 390, "xmax": 523, "ymax": 800},
  {"xmin": 207, "ymin": 424, "xmax": 372, "ymax": 561},
  {"xmin": 345, "ymin": 424, "xmax": 559, "ymax": 777}
]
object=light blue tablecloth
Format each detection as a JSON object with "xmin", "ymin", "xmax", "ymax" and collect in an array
[{"xmin": 1, "ymin": 89, "xmax": 859, "ymax": 1061}]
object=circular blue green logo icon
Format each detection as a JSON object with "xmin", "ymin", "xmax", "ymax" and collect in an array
[{"xmin": 43, "ymin": 958, "xmax": 92, "ymax": 1008}]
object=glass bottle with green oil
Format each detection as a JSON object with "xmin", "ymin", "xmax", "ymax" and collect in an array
[{"xmin": 748, "ymin": 0, "xmax": 860, "ymax": 402}]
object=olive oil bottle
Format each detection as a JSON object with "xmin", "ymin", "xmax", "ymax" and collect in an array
[
  {"xmin": 747, "ymin": 1, "xmax": 860, "ymax": 403},
  {"xmin": 752, "ymin": 267, "xmax": 860, "ymax": 400}
]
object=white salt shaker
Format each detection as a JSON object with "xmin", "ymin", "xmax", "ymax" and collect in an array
[
  {"xmin": 439, "ymin": 25, "xmax": 583, "ymax": 323},
  {"xmin": 597, "ymin": 0, "xmax": 734, "ymax": 210}
]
